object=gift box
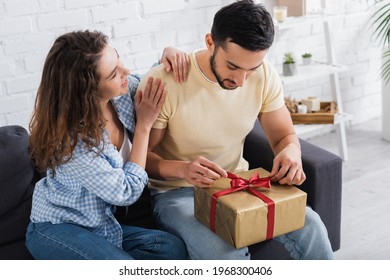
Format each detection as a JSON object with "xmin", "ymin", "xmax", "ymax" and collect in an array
[{"xmin": 194, "ymin": 168, "xmax": 307, "ymax": 249}]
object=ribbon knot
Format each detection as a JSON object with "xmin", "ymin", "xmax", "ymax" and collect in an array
[
  {"xmin": 227, "ymin": 172, "xmax": 271, "ymax": 190},
  {"xmin": 210, "ymin": 171, "xmax": 275, "ymax": 241}
]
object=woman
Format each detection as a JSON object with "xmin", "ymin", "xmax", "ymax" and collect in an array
[{"xmin": 26, "ymin": 30, "xmax": 189, "ymax": 260}]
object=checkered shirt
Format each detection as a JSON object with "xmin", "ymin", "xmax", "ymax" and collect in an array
[{"xmin": 30, "ymin": 75, "xmax": 148, "ymax": 248}]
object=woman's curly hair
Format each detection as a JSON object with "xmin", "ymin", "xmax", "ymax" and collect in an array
[{"xmin": 29, "ymin": 30, "xmax": 108, "ymax": 172}]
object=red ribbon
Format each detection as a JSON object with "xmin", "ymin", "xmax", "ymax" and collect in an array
[{"xmin": 209, "ymin": 172, "xmax": 275, "ymax": 240}]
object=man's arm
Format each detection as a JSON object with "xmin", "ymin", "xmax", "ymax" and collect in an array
[
  {"xmin": 146, "ymin": 128, "xmax": 186, "ymax": 180},
  {"xmin": 258, "ymin": 105, "xmax": 306, "ymax": 185},
  {"xmin": 146, "ymin": 128, "xmax": 227, "ymax": 188}
]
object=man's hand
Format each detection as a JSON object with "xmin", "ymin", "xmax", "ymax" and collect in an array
[
  {"xmin": 183, "ymin": 156, "xmax": 227, "ymax": 188},
  {"xmin": 268, "ymin": 143, "xmax": 306, "ymax": 186},
  {"xmin": 160, "ymin": 47, "xmax": 190, "ymax": 83}
]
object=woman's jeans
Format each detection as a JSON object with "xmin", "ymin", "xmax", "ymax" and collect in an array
[
  {"xmin": 152, "ymin": 187, "xmax": 335, "ymax": 260},
  {"xmin": 26, "ymin": 222, "xmax": 188, "ymax": 260}
]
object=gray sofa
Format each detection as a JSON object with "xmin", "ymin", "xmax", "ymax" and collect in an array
[{"xmin": 0, "ymin": 122, "xmax": 342, "ymax": 260}]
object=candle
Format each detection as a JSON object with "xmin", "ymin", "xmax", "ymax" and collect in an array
[
  {"xmin": 273, "ymin": 6, "xmax": 287, "ymax": 23},
  {"xmin": 297, "ymin": 104, "xmax": 308, "ymax": 114}
]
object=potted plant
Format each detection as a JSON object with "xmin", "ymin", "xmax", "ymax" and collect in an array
[
  {"xmin": 302, "ymin": 53, "xmax": 312, "ymax": 65},
  {"xmin": 371, "ymin": 1, "xmax": 390, "ymax": 141},
  {"xmin": 283, "ymin": 52, "xmax": 297, "ymax": 76}
]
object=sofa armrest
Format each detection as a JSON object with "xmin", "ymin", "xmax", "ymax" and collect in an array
[{"xmin": 243, "ymin": 120, "xmax": 342, "ymax": 251}]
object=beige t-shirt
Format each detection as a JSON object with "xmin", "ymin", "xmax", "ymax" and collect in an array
[{"xmin": 138, "ymin": 51, "xmax": 284, "ymax": 189}]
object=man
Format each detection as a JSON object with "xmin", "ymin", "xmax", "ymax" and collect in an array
[{"xmin": 138, "ymin": 0, "xmax": 334, "ymax": 260}]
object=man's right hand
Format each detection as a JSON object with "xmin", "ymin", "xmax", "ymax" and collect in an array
[{"xmin": 183, "ymin": 156, "xmax": 227, "ymax": 188}]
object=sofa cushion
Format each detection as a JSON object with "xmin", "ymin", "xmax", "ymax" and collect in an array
[{"xmin": 0, "ymin": 126, "xmax": 38, "ymax": 247}]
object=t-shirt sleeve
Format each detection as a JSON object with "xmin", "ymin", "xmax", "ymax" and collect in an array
[{"xmin": 259, "ymin": 61, "xmax": 285, "ymax": 113}]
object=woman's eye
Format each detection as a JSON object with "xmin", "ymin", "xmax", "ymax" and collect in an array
[{"xmin": 111, "ymin": 72, "xmax": 117, "ymax": 79}]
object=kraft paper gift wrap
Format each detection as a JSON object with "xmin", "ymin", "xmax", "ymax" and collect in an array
[{"xmin": 194, "ymin": 168, "xmax": 307, "ymax": 249}]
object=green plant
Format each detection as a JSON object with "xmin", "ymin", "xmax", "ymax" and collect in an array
[
  {"xmin": 371, "ymin": 1, "xmax": 390, "ymax": 84},
  {"xmin": 302, "ymin": 53, "xmax": 312, "ymax": 58},
  {"xmin": 283, "ymin": 52, "xmax": 295, "ymax": 64}
]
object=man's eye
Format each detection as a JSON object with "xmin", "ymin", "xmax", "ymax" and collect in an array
[{"xmin": 227, "ymin": 65, "xmax": 237, "ymax": 70}]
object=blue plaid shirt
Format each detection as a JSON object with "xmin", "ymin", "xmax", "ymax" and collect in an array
[{"xmin": 30, "ymin": 74, "xmax": 148, "ymax": 248}]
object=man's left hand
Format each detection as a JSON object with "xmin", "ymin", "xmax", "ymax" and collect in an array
[{"xmin": 268, "ymin": 143, "xmax": 306, "ymax": 186}]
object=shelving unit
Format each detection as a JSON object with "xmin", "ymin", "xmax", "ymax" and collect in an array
[{"xmin": 275, "ymin": 14, "xmax": 351, "ymax": 161}]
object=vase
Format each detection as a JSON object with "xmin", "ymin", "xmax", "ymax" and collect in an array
[
  {"xmin": 283, "ymin": 63, "xmax": 297, "ymax": 76},
  {"xmin": 302, "ymin": 57, "xmax": 311, "ymax": 65}
]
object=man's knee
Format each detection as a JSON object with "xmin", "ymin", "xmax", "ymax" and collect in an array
[{"xmin": 304, "ymin": 207, "xmax": 328, "ymax": 236}]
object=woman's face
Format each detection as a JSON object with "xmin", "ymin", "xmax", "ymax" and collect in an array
[{"xmin": 97, "ymin": 45, "xmax": 130, "ymax": 101}]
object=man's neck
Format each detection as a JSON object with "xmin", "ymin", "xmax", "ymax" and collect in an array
[{"xmin": 195, "ymin": 50, "xmax": 217, "ymax": 83}]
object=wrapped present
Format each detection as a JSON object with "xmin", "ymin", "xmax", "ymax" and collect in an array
[{"xmin": 194, "ymin": 168, "xmax": 307, "ymax": 249}]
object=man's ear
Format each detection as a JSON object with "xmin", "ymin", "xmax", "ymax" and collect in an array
[{"xmin": 205, "ymin": 33, "xmax": 215, "ymax": 53}]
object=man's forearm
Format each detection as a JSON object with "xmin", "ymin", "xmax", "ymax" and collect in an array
[
  {"xmin": 146, "ymin": 152, "xmax": 187, "ymax": 180},
  {"xmin": 272, "ymin": 133, "xmax": 301, "ymax": 156}
]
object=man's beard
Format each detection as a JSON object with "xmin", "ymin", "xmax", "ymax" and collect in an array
[{"xmin": 209, "ymin": 51, "xmax": 238, "ymax": 90}]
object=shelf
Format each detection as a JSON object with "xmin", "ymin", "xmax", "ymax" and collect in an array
[
  {"xmin": 280, "ymin": 61, "xmax": 348, "ymax": 85},
  {"xmin": 290, "ymin": 102, "xmax": 337, "ymax": 124},
  {"xmin": 274, "ymin": 14, "xmax": 340, "ymax": 31},
  {"xmin": 334, "ymin": 112, "xmax": 353, "ymax": 124},
  {"xmin": 275, "ymin": 15, "xmax": 325, "ymax": 30},
  {"xmin": 275, "ymin": 10, "xmax": 350, "ymax": 160},
  {"xmin": 294, "ymin": 112, "xmax": 353, "ymax": 138}
]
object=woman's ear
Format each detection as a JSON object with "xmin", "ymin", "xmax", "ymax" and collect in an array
[{"xmin": 205, "ymin": 33, "xmax": 215, "ymax": 53}]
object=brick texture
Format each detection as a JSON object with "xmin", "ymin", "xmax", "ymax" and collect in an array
[{"xmin": 0, "ymin": 0, "xmax": 383, "ymax": 136}]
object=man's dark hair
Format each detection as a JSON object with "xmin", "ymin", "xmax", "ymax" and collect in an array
[{"xmin": 211, "ymin": 0, "xmax": 274, "ymax": 51}]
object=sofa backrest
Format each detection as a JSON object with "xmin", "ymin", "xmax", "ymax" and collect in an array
[{"xmin": 0, "ymin": 125, "xmax": 38, "ymax": 259}]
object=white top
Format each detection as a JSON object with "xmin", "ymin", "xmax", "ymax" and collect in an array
[{"xmin": 119, "ymin": 126, "xmax": 132, "ymax": 167}]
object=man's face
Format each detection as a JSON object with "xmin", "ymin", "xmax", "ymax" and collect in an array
[{"xmin": 209, "ymin": 41, "xmax": 268, "ymax": 90}]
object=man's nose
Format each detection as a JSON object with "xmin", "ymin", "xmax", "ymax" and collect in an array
[{"xmin": 234, "ymin": 71, "xmax": 247, "ymax": 87}]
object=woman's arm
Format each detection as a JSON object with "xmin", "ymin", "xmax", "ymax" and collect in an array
[{"xmin": 128, "ymin": 77, "xmax": 166, "ymax": 169}]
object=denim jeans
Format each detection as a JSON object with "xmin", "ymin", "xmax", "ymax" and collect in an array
[
  {"xmin": 26, "ymin": 222, "xmax": 188, "ymax": 260},
  {"xmin": 152, "ymin": 187, "xmax": 334, "ymax": 260}
]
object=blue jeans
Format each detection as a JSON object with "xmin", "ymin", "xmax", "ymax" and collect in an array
[
  {"xmin": 152, "ymin": 187, "xmax": 334, "ymax": 260},
  {"xmin": 26, "ymin": 222, "xmax": 188, "ymax": 260}
]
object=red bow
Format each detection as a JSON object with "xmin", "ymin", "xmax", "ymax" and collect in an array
[
  {"xmin": 227, "ymin": 172, "xmax": 271, "ymax": 189},
  {"xmin": 210, "ymin": 172, "xmax": 275, "ymax": 240}
]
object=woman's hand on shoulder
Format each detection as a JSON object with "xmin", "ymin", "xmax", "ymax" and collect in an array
[
  {"xmin": 135, "ymin": 77, "xmax": 166, "ymax": 130},
  {"xmin": 161, "ymin": 47, "xmax": 190, "ymax": 84}
]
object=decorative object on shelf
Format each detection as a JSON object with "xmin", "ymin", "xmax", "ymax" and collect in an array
[
  {"xmin": 291, "ymin": 102, "xmax": 338, "ymax": 124},
  {"xmin": 302, "ymin": 53, "xmax": 312, "ymax": 65},
  {"xmin": 277, "ymin": 0, "xmax": 306, "ymax": 17},
  {"xmin": 370, "ymin": 1, "xmax": 390, "ymax": 141},
  {"xmin": 282, "ymin": 52, "xmax": 297, "ymax": 76},
  {"xmin": 301, "ymin": 96, "xmax": 320, "ymax": 112},
  {"xmin": 284, "ymin": 96, "xmax": 299, "ymax": 113},
  {"xmin": 273, "ymin": 5, "xmax": 287, "ymax": 23},
  {"xmin": 297, "ymin": 104, "xmax": 308, "ymax": 114},
  {"xmin": 284, "ymin": 96, "xmax": 338, "ymax": 124}
]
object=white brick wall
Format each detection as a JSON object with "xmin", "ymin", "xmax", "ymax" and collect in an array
[{"xmin": 0, "ymin": 0, "xmax": 383, "ymax": 134}]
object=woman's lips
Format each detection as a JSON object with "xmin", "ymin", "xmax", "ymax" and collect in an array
[{"xmin": 121, "ymin": 79, "xmax": 128, "ymax": 88}]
